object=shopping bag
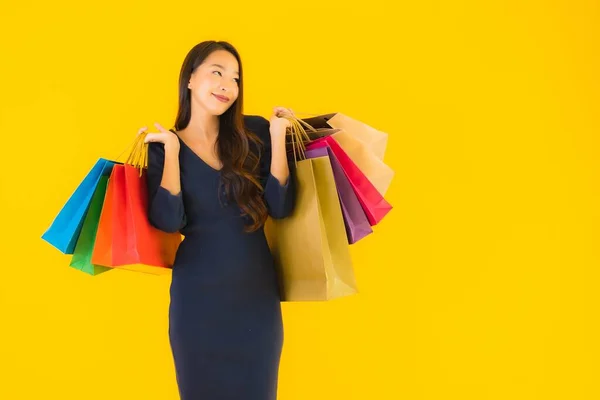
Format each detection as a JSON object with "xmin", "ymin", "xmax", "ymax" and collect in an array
[
  {"xmin": 121, "ymin": 163, "xmax": 182, "ymax": 274},
  {"xmin": 305, "ymin": 146, "xmax": 372, "ymax": 244},
  {"xmin": 91, "ymin": 164, "xmax": 182, "ymax": 275},
  {"xmin": 41, "ymin": 158, "xmax": 115, "ymax": 254},
  {"xmin": 90, "ymin": 166, "xmax": 117, "ymax": 268},
  {"xmin": 264, "ymin": 155, "xmax": 358, "ymax": 301},
  {"xmin": 302, "ymin": 112, "xmax": 389, "ymax": 160},
  {"xmin": 302, "ymin": 127, "xmax": 341, "ymax": 141},
  {"xmin": 69, "ymin": 175, "xmax": 113, "ymax": 276},
  {"xmin": 307, "ymin": 136, "xmax": 392, "ymax": 225},
  {"xmin": 328, "ymin": 129, "xmax": 394, "ymax": 196},
  {"xmin": 285, "ymin": 127, "xmax": 341, "ymax": 158}
]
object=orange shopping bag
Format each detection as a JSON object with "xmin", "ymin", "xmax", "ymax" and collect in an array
[{"xmin": 91, "ymin": 163, "xmax": 181, "ymax": 275}]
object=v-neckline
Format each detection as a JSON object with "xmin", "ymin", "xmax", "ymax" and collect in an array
[{"xmin": 175, "ymin": 132, "xmax": 223, "ymax": 173}]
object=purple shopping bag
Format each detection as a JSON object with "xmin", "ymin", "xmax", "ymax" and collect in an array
[{"xmin": 305, "ymin": 146, "xmax": 373, "ymax": 244}]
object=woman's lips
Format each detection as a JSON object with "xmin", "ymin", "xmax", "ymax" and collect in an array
[{"xmin": 213, "ymin": 94, "xmax": 230, "ymax": 103}]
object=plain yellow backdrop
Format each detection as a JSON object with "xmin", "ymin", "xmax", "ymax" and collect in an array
[{"xmin": 1, "ymin": 0, "xmax": 599, "ymax": 399}]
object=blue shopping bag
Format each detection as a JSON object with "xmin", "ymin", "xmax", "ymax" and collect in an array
[{"xmin": 42, "ymin": 158, "xmax": 116, "ymax": 254}]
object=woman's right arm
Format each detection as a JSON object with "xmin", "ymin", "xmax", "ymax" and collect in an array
[{"xmin": 144, "ymin": 123, "xmax": 187, "ymax": 233}]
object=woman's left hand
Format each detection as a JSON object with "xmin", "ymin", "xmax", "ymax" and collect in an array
[{"xmin": 269, "ymin": 106, "xmax": 295, "ymax": 139}]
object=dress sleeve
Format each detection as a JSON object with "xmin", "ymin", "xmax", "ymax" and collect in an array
[
  {"xmin": 252, "ymin": 116, "xmax": 296, "ymax": 219},
  {"xmin": 145, "ymin": 141, "xmax": 187, "ymax": 233}
]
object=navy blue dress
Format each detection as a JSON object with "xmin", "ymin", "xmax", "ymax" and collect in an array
[{"xmin": 145, "ymin": 115, "xmax": 295, "ymax": 400}]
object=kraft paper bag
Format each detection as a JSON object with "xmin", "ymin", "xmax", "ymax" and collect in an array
[
  {"xmin": 305, "ymin": 146, "xmax": 372, "ymax": 244},
  {"xmin": 264, "ymin": 156, "xmax": 358, "ymax": 301},
  {"xmin": 302, "ymin": 113, "xmax": 389, "ymax": 160},
  {"xmin": 330, "ymin": 129, "xmax": 394, "ymax": 196}
]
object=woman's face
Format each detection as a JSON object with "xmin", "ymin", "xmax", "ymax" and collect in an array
[{"xmin": 188, "ymin": 49, "xmax": 240, "ymax": 116}]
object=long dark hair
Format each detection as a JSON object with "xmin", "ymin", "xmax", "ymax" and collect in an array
[{"xmin": 172, "ymin": 41, "xmax": 268, "ymax": 232}]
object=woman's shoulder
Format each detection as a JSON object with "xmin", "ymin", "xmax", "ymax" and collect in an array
[
  {"xmin": 243, "ymin": 115, "xmax": 273, "ymax": 165},
  {"xmin": 243, "ymin": 114, "xmax": 270, "ymax": 140},
  {"xmin": 147, "ymin": 128, "xmax": 182, "ymax": 156}
]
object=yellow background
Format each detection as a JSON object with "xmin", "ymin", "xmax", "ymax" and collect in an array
[{"xmin": 1, "ymin": 1, "xmax": 599, "ymax": 399}]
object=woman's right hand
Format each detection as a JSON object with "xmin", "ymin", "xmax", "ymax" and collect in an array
[{"xmin": 140, "ymin": 122, "xmax": 180, "ymax": 153}]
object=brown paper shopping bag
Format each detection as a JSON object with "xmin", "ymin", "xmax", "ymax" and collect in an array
[
  {"xmin": 329, "ymin": 129, "xmax": 395, "ymax": 196},
  {"xmin": 264, "ymin": 137, "xmax": 358, "ymax": 301},
  {"xmin": 302, "ymin": 113, "xmax": 389, "ymax": 160},
  {"xmin": 300, "ymin": 113, "xmax": 394, "ymax": 195}
]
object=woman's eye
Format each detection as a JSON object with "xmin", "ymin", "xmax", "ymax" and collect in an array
[
  {"xmin": 213, "ymin": 71, "xmax": 222, "ymax": 76},
  {"xmin": 234, "ymin": 78, "xmax": 239, "ymax": 84}
]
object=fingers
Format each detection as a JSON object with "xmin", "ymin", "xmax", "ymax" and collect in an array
[
  {"xmin": 139, "ymin": 123, "xmax": 171, "ymax": 144},
  {"xmin": 154, "ymin": 122, "xmax": 170, "ymax": 133},
  {"xmin": 273, "ymin": 106, "xmax": 294, "ymax": 118},
  {"xmin": 143, "ymin": 133, "xmax": 156, "ymax": 143},
  {"xmin": 137, "ymin": 123, "xmax": 168, "ymax": 136},
  {"xmin": 144, "ymin": 133, "xmax": 165, "ymax": 143}
]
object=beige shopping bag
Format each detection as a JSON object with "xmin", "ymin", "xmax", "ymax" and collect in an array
[
  {"xmin": 302, "ymin": 113, "xmax": 389, "ymax": 160},
  {"xmin": 264, "ymin": 155, "xmax": 358, "ymax": 302},
  {"xmin": 329, "ymin": 129, "xmax": 395, "ymax": 196}
]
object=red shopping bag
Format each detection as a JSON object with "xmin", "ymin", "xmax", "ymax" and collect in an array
[
  {"xmin": 306, "ymin": 136, "xmax": 392, "ymax": 225},
  {"xmin": 92, "ymin": 164, "xmax": 181, "ymax": 274},
  {"xmin": 91, "ymin": 167, "xmax": 117, "ymax": 267}
]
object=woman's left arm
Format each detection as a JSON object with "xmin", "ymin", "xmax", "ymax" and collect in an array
[
  {"xmin": 268, "ymin": 112, "xmax": 291, "ymax": 186},
  {"xmin": 254, "ymin": 108, "xmax": 296, "ymax": 219}
]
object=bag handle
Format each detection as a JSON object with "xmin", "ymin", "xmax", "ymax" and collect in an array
[
  {"xmin": 281, "ymin": 114, "xmax": 319, "ymax": 166},
  {"xmin": 114, "ymin": 113, "xmax": 321, "ymax": 174},
  {"xmin": 113, "ymin": 129, "xmax": 153, "ymax": 177}
]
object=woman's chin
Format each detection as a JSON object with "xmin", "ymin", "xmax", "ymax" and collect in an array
[
  {"xmin": 195, "ymin": 98, "xmax": 232, "ymax": 116},
  {"xmin": 205, "ymin": 100, "xmax": 233, "ymax": 116},
  {"xmin": 213, "ymin": 105, "xmax": 233, "ymax": 116}
]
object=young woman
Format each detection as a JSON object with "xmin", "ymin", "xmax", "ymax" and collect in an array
[{"xmin": 140, "ymin": 40, "xmax": 296, "ymax": 399}]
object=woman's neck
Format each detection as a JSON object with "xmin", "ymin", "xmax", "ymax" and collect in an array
[{"xmin": 182, "ymin": 105, "xmax": 220, "ymax": 143}]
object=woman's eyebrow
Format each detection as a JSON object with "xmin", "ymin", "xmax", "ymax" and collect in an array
[{"xmin": 209, "ymin": 64, "xmax": 239, "ymax": 75}]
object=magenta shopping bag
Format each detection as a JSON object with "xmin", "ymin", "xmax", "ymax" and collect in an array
[
  {"xmin": 305, "ymin": 146, "xmax": 373, "ymax": 244},
  {"xmin": 306, "ymin": 136, "xmax": 392, "ymax": 225}
]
